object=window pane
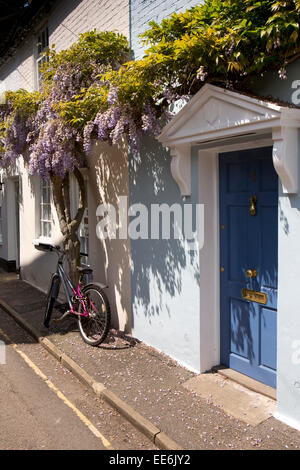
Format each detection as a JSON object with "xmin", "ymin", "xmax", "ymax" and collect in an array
[
  {"xmin": 38, "ymin": 34, "xmax": 41, "ymax": 54},
  {"xmin": 47, "ymin": 222, "xmax": 51, "ymax": 237},
  {"xmin": 43, "ymin": 203, "xmax": 51, "ymax": 221},
  {"xmin": 40, "ymin": 179, "xmax": 51, "ymax": 237},
  {"xmin": 47, "ymin": 185, "xmax": 51, "ymax": 203},
  {"xmin": 42, "ymin": 221, "xmax": 51, "ymax": 238}
]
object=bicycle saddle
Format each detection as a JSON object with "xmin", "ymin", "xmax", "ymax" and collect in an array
[{"xmin": 77, "ymin": 266, "xmax": 93, "ymax": 274}]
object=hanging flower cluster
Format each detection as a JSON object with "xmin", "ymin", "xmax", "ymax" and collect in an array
[
  {"xmin": 0, "ymin": 30, "xmax": 130, "ymax": 178},
  {"xmin": 59, "ymin": 58, "xmax": 167, "ymax": 155}
]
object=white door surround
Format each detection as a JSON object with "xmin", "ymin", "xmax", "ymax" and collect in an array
[
  {"xmin": 158, "ymin": 84, "xmax": 300, "ymax": 196},
  {"xmin": 157, "ymin": 83, "xmax": 300, "ymax": 377}
]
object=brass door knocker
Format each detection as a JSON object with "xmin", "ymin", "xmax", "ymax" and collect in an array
[{"xmin": 249, "ymin": 195, "xmax": 257, "ymax": 216}]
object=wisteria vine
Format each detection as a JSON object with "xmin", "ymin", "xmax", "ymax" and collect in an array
[
  {"xmin": 0, "ymin": 30, "xmax": 131, "ymax": 179},
  {"xmin": 1, "ymin": 0, "xmax": 300, "ymax": 181}
]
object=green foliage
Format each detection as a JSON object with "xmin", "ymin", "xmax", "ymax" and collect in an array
[
  {"xmin": 0, "ymin": 30, "xmax": 130, "ymax": 171},
  {"xmin": 138, "ymin": 0, "xmax": 300, "ymax": 93},
  {"xmin": 1, "ymin": 1, "xmax": 300, "ymax": 165},
  {"xmin": 59, "ymin": 83, "xmax": 109, "ymax": 130},
  {"xmin": 59, "ymin": 0, "xmax": 300, "ymax": 137},
  {"xmin": 5, "ymin": 89, "xmax": 41, "ymax": 119},
  {"xmin": 41, "ymin": 30, "xmax": 130, "ymax": 98}
]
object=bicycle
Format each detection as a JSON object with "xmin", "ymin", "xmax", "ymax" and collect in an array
[{"xmin": 34, "ymin": 241, "xmax": 111, "ymax": 346}]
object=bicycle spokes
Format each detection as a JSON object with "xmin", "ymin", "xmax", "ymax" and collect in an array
[{"xmin": 77, "ymin": 287, "xmax": 110, "ymax": 345}]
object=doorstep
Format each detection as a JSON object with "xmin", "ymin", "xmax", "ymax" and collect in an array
[{"xmin": 212, "ymin": 366, "xmax": 276, "ymax": 401}]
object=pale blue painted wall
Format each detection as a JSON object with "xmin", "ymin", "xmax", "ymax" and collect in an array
[
  {"xmin": 130, "ymin": 0, "xmax": 200, "ymax": 59},
  {"xmin": 248, "ymin": 61, "xmax": 300, "ymax": 104},
  {"xmin": 275, "ymin": 129, "xmax": 300, "ymax": 429},
  {"xmin": 130, "ymin": 0, "xmax": 300, "ymax": 398},
  {"xmin": 249, "ymin": 62, "xmax": 300, "ymax": 428},
  {"xmin": 129, "ymin": 141, "xmax": 201, "ymax": 370},
  {"xmin": 129, "ymin": 1, "xmax": 202, "ymax": 371}
]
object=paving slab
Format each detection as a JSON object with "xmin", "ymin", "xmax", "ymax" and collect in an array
[{"xmin": 182, "ymin": 373, "xmax": 276, "ymax": 426}]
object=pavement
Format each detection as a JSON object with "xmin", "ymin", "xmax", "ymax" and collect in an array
[
  {"xmin": 1, "ymin": 272, "xmax": 300, "ymax": 450},
  {"xmin": 0, "ymin": 309, "xmax": 157, "ymax": 450}
]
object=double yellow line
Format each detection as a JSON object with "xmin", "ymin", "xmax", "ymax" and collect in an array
[{"xmin": 0, "ymin": 327, "xmax": 113, "ymax": 450}]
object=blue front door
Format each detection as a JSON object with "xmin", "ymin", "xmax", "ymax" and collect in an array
[{"xmin": 219, "ymin": 147, "xmax": 278, "ymax": 388}]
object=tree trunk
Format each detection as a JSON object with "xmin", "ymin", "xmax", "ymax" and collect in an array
[
  {"xmin": 64, "ymin": 231, "xmax": 81, "ymax": 286},
  {"xmin": 50, "ymin": 168, "xmax": 87, "ymax": 286}
]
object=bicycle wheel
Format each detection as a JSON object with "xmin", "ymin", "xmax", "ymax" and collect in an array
[
  {"xmin": 44, "ymin": 289, "xmax": 55, "ymax": 327},
  {"xmin": 44, "ymin": 274, "xmax": 60, "ymax": 327},
  {"xmin": 77, "ymin": 284, "xmax": 111, "ymax": 346}
]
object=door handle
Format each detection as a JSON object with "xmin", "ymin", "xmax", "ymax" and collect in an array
[
  {"xmin": 246, "ymin": 269, "xmax": 257, "ymax": 278},
  {"xmin": 249, "ymin": 195, "xmax": 257, "ymax": 216}
]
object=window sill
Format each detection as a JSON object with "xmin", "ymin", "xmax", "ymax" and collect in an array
[{"xmin": 32, "ymin": 236, "xmax": 53, "ymax": 247}]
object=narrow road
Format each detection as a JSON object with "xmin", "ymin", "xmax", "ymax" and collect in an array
[{"xmin": 0, "ymin": 309, "xmax": 157, "ymax": 450}]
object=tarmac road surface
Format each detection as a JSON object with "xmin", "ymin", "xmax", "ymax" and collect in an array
[{"xmin": 0, "ymin": 309, "xmax": 157, "ymax": 450}]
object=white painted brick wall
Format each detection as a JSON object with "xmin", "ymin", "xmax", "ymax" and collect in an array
[
  {"xmin": 49, "ymin": 0, "xmax": 129, "ymax": 52},
  {"xmin": 0, "ymin": 0, "xmax": 130, "ymax": 91},
  {"xmin": 130, "ymin": 0, "xmax": 201, "ymax": 58},
  {"xmin": 0, "ymin": 0, "xmax": 201, "ymax": 91},
  {"xmin": 0, "ymin": 37, "xmax": 36, "ymax": 93}
]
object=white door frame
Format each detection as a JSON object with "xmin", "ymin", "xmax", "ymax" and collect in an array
[
  {"xmin": 197, "ymin": 138, "xmax": 275, "ymax": 373},
  {"xmin": 6, "ymin": 176, "xmax": 20, "ymax": 268}
]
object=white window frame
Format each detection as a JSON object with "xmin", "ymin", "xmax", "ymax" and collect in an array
[
  {"xmin": 36, "ymin": 25, "xmax": 49, "ymax": 91},
  {"xmin": 39, "ymin": 178, "xmax": 52, "ymax": 240}
]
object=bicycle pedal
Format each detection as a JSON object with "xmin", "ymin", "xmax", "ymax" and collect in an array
[{"xmin": 54, "ymin": 311, "xmax": 72, "ymax": 322}]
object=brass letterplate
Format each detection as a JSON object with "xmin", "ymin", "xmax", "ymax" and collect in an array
[{"xmin": 242, "ymin": 288, "xmax": 267, "ymax": 305}]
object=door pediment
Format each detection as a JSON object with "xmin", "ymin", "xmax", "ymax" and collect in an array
[
  {"xmin": 168, "ymin": 95, "xmax": 280, "ymax": 142},
  {"xmin": 158, "ymin": 84, "xmax": 300, "ymax": 195}
]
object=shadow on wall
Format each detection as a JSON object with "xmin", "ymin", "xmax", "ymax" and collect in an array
[
  {"xmin": 14, "ymin": 142, "xmax": 131, "ymax": 334},
  {"xmin": 129, "ymin": 133, "xmax": 200, "ymax": 326},
  {"xmin": 16, "ymin": 134, "xmax": 200, "ymax": 337},
  {"xmin": 88, "ymin": 139, "xmax": 132, "ymax": 333},
  {"xmin": 0, "ymin": 42, "xmax": 34, "ymax": 92}
]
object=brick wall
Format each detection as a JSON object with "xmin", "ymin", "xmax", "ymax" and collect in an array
[
  {"xmin": 49, "ymin": 0, "xmax": 129, "ymax": 52},
  {"xmin": 0, "ymin": 0, "xmax": 201, "ymax": 91},
  {"xmin": 0, "ymin": 0, "xmax": 130, "ymax": 91},
  {"xmin": 130, "ymin": 0, "xmax": 201, "ymax": 58},
  {"xmin": 0, "ymin": 37, "xmax": 36, "ymax": 92}
]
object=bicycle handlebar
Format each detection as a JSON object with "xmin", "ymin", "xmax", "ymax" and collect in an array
[{"xmin": 34, "ymin": 241, "xmax": 88, "ymax": 258}]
